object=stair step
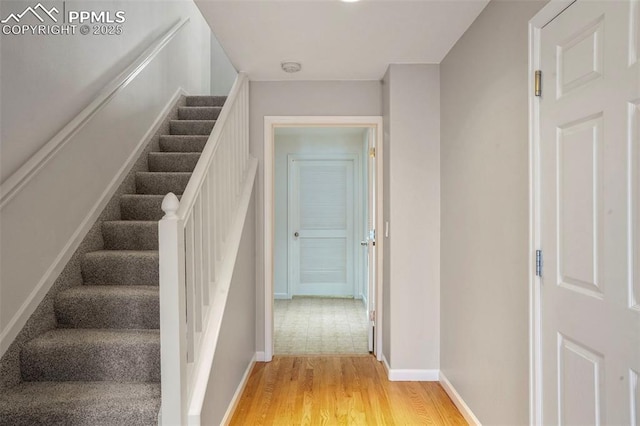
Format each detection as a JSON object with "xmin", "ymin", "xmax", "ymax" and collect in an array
[
  {"xmin": 135, "ymin": 172, "xmax": 191, "ymax": 195},
  {"xmin": 178, "ymin": 106, "xmax": 222, "ymax": 120},
  {"xmin": 82, "ymin": 250, "xmax": 158, "ymax": 286},
  {"xmin": 148, "ymin": 152, "xmax": 201, "ymax": 172},
  {"xmin": 102, "ymin": 221, "xmax": 158, "ymax": 250},
  {"xmin": 120, "ymin": 194, "xmax": 169, "ymax": 221},
  {"xmin": 170, "ymin": 120, "xmax": 215, "ymax": 135},
  {"xmin": 159, "ymin": 135, "xmax": 208, "ymax": 153},
  {"xmin": 185, "ymin": 95, "xmax": 226, "ymax": 107},
  {"xmin": 55, "ymin": 286, "xmax": 159, "ymax": 329},
  {"xmin": 0, "ymin": 381, "xmax": 160, "ymax": 425},
  {"xmin": 21, "ymin": 329, "xmax": 160, "ymax": 382}
]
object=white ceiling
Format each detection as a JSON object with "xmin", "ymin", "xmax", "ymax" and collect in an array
[{"xmin": 195, "ymin": 0, "xmax": 490, "ymax": 81}]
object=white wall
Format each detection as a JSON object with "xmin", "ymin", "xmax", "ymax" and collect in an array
[
  {"xmin": 249, "ymin": 80, "xmax": 382, "ymax": 351},
  {"xmin": 273, "ymin": 130, "xmax": 367, "ymax": 299},
  {"xmin": 381, "ymin": 64, "xmax": 440, "ymax": 370},
  {"xmin": 0, "ymin": 0, "xmax": 212, "ymax": 352},
  {"xmin": 440, "ymin": 1, "xmax": 546, "ymax": 424},
  {"xmin": 0, "ymin": 0, "xmax": 210, "ymax": 183},
  {"xmin": 210, "ymin": 32, "xmax": 237, "ymax": 96}
]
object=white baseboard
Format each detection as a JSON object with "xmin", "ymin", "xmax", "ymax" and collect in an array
[
  {"xmin": 0, "ymin": 88, "xmax": 186, "ymax": 357},
  {"xmin": 439, "ymin": 371, "xmax": 482, "ymax": 426},
  {"xmin": 256, "ymin": 351, "xmax": 266, "ymax": 362},
  {"xmin": 381, "ymin": 354, "xmax": 438, "ymax": 381},
  {"xmin": 273, "ymin": 293, "xmax": 291, "ymax": 300},
  {"xmin": 221, "ymin": 353, "xmax": 257, "ymax": 425}
]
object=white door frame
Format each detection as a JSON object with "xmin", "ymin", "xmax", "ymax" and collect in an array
[
  {"xmin": 528, "ymin": 1, "xmax": 577, "ymax": 425},
  {"xmin": 264, "ymin": 116, "xmax": 384, "ymax": 362}
]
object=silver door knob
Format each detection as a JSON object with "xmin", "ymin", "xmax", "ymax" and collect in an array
[
  {"xmin": 294, "ymin": 232, "xmax": 299, "ymax": 237},
  {"xmin": 360, "ymin": 240, "xmax": 368, "ymax": 246}
]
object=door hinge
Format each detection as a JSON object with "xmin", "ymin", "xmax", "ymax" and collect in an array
[
  {"xmin": 535, "ymin": 70, "xmax": 542, "ymax": 97},
  {"xmin": 369, "ymin": 147, "xmax": 376, "ymax": 158},
  {"xmin": 536, "ymin": 250, "xmax": 543, "ymax": 277},
  {"xmin": 369, "ymin": 310, "xmax": 376, "ymax": 324}
]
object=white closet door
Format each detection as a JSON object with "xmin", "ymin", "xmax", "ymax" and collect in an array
[
  {"xmin": 539, "ymin": 1, "xmax": 640, "ymax": 424},
  {"xmin": 288, "ymin": 158, "xmax": 355, "ymax": 296}
]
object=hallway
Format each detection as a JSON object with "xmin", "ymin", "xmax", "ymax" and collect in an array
[{"xmin": 229, "ymin": 356, "xmax": 467, "ymax": 425}]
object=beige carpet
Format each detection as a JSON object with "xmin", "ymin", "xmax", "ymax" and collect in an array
[{"xmin": 274, "ymin": 297, "xmax": 369, "ymax": 354}]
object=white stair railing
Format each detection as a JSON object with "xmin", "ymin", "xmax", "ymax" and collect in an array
[{"xmin": 158, "ymin": 73, "xmax": 255, "ymax": 425}]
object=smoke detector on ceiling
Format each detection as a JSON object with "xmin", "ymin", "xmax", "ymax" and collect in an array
[{"xmin": 281, "ymin": 61, "xmax": 302, "ymax": 73}]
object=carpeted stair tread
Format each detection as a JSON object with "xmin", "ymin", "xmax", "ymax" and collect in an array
[
  {"xmin": 159, "ymin": 135, "xmax": 208, "ymax": 152},
  {"xmin": 135, "ymin": 171, "xmax": 191, "ymax": 195},
  {"xmin": 169, "ymin": 119, "xmax": 215, "ymax": 135},
  {"xmin": 102, "ymin": 221, "xmax": 158, "ymax": 250},
  {"xmin": 148, "ymin": 152, "xmax": 201, "ymax": 172},
  {"xmin": 120, "ymin": 194, "xmax": 171, "ymax": 221},
  {"xmin": 55, "ymin": 286, "xmax": 159, "ymax": 329},
  {"xmin": 0, "ymin": 381, "xmax": 160, "ymax": 426},
  {"xmin": 21, "ymin": 329, "xmax": 160, "ymax": 382},
  {"xmin": 178, "ymin": 106, "xmax": 222, "ymax": 120},
  {"xmin": 185, "ymin": 95, "xmax": 226, "ymax": 107},
  {"xmin": 82, "ymin": 250, "xmax": 158, "ymax": 286}
]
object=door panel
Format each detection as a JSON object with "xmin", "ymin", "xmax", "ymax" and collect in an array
[
  {"xmin": 289, "ymin": 158, "xmax": 355, "ymax": 296},
  {"xmin": 540, "ymin": 1, "xmax": 640, "ymax": 425}
]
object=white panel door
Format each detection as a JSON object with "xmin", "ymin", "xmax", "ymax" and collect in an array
[
  {"xmin": 288, "ymin": 157, "xmax": 356, "ymax": 296},
  {"xmin": 540, "ymin": 1, "xmax": 640, "ymax": 425}
]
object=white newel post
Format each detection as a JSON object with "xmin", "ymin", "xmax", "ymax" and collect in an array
[{"xmin": 159, "ymin": 193, "xmax": 188, "ymax": 425}]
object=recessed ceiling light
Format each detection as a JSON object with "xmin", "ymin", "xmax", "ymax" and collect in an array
[{"xmin": 281, "ymin": 62, "xmax": 302, "ymax": 73}]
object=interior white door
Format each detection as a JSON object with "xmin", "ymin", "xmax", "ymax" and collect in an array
[
  {"xmin": 288, "ymin": 156, "xmax": 356, "ymax": 296},
  {"xmin": 539, "ymin": 1, "xmax": 640, "ymax": 424}
]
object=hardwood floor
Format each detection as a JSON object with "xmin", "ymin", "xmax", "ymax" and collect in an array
[{"xmin": 229, "ymin": 355, "xmax": 467, "ymax": 425}]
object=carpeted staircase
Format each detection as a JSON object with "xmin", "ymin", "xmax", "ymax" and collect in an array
[{"xmin": 0, "ymin": 95, "xmax": 225, "ymax": 425}]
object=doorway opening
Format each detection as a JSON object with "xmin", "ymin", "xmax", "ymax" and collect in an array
[{"xmin": 264, "ymin": 116, "xmax": 383, "ymax": 361}]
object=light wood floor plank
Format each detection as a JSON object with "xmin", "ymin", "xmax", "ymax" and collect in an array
[{"xmin": 228, "ymin": 356, "xmax": 468, "ymax": 425}]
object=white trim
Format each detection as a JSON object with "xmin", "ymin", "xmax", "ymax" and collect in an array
[
  {"xmin": 381, "ymin": 354, "xmax": 438, "ymax": 381},
  {"xmin": 256, "ymin": 351, "xmax": 266, "ymax": 362},
  {"xmin": 220, "ymin": 353, "xmax": 257, "ymax": 426},
  {"xmin": 439, "ymin": 372, "xmax": 482, "ymax": 426},
  {"xmin": 0, "ymin": 18, "xmax": 190, "ymax": 209},
  {"xmin": 264, "ymin": 116, "xmax": 384, "ymax": 363},
  {"xmin": 528, "ymin": 2, "xmax": 576, "ymax": 425},
  {"xmin": 0, "ymin": 88, "xmax": 187, "ymax": 357}
]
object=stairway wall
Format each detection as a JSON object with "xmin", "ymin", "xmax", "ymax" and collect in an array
[
  {"xmin": 0, "ymin": 97, "xmax": 184, "ymax": 391},
  {"xmin": 0, "ymin": 2, "xmax": 212, "ymax": 356}
]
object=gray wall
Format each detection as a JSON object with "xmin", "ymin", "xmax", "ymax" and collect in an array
[
  {"xmin": 201, "ymin": 191, "xmax": 256, "ymax": 426},
  {"xmin": 381, "ymin": 64, "xmax": 440, "ymax": 370},
  {"xmin": 249, "ymin": 80, "xmax": 382, "ymax": 352},
  {"xmin": 440, "ymin": 1, "xmax": 546, "ymax": 424}
]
